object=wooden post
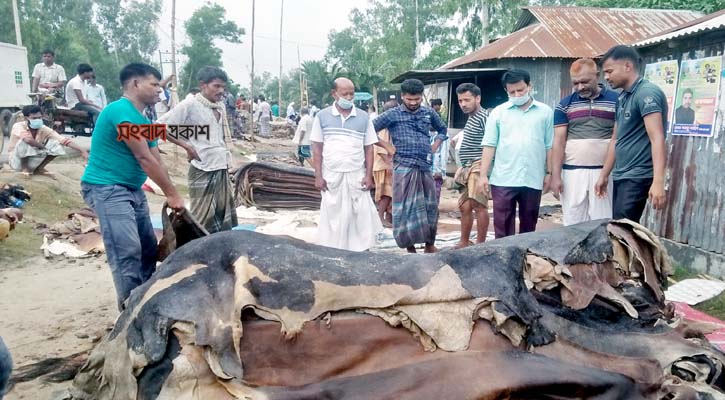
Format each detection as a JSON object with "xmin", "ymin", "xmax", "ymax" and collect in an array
[
  {"xmin": 171, "ymin": 0, "xmax": 178, "ymax": 165},
  {"xmin": 250, "ymin": 0, "xmax": 256, "ymax": 141},
  {"xmin": 298, "ymin": 45, "xmax": 303, "ymax": 106},
  {"xmin": 12, "ymin": 0, "xmax": 22, "ymax": 46},
  {"xmin": 278, "ymin": 0, "xmax": 284, "ymax": 115}
]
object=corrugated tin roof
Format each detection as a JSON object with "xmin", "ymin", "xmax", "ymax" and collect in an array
[
  {"xmin": 390, "ymin": 68, "xmax": 506, "ymax": 84},
  {"xmin": 634, "ymin": 9, "xmax": 725, "ymax": 47},
  {"xmin": 442, "ymin": 7, "xmax": 701, "ymax": 69}
]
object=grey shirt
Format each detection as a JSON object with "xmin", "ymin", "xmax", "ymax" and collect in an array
[{"xmin": 613, "ymin": 78, "xmax": 667, "ymax": 180}]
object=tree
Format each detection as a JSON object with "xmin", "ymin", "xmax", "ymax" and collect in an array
[
  {"xmin": 574, "ymin": 0, "xmax": 723, "ymax": 13},
  {"xmin": 301, "ymin": 60, "xmax": 343, "ymax": 106},
  {"xmin": 180, "ymin": 3, "xmax": 244, "ymax": 94},
  {"xmin": 442, "ymin": 0, "xmax": 575, "ymax": 52},
  {"xmin": 0, "ymin": 0, "xmax": 163, "ymax": 101}
]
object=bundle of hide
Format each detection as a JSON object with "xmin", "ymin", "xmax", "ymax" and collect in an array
[{"xmin": 71, "ymin": 220, "xmax": 725, "ymax": 399}]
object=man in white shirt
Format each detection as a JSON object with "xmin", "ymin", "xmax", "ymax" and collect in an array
[
  {"xmin": 65, "ymin": 64, "xmax": 102, "ymax": 123},
  {"xmin": 311, "ymin": 77, "xmax": 382, "ymax": 251},
  {"xmin": 31, "ymin": 49, "xmax": 66, "ymax": 95},
  {"xmin": 293, "ymin": 107, "xmax": 314, "ymax": 165},
  {"xmin": 84, "ymin": 73, "xmax": 107, "ymax": 109},
  {"xmin": 159, "ymin": 66, "xmax": 238, "ymax": 233}
]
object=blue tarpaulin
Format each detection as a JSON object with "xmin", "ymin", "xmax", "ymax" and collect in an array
[{"xmin": 354, "ymin": 92, "xmax": 373, "ymax": 102}]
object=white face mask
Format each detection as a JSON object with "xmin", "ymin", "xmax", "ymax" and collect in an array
[{"xmin": 509, "ymin": 93, "xmax": 531, "ymax": 106}]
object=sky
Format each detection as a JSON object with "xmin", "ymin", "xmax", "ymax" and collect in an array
[{"xmin": 158, "ymin": 0, "xmax": 369, "ymax": 88}]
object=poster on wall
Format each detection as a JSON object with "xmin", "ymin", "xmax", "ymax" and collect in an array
[
  {"xmin": 644, "ymin": 60, "xmax": 679, "ymax": 133},
  {"xmin": 672, "ymin": 56, "xmax": 722, "ymax": 137}
]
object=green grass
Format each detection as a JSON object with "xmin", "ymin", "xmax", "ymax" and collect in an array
[
  {"xmin": 0, "ymin": 176, "xmax": 86, "ymax": 264},
  {"xmin": 0, "ymin": 223, "xmax": 41, "ymax": 261},
  {"xmin": 672, "ymin": 264, "xmax": 725, "ymax": 320}
]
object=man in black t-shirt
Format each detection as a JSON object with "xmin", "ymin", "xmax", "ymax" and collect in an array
[{"xmin": 596, "ymin": 46, "xmax": 667, "ymax": 222}]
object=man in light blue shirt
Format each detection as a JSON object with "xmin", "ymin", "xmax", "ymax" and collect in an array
[{"xmin": 477, "ymin": 69, "xmax": 553, "ymax": 238}]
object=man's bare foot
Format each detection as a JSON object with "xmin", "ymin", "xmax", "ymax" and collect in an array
[
  {"xmin": 406, "ymin": 246, "xmax": 417, "ymax": 254},
  {"xmin": 34, "ymin": 169, "xmax": 56, "ymax": 179},
  {"xmin": 476, "ymin": 238, "xmax": 487, "ymax": 244},
  {"xmin": 454, "ymin": 241, "xmax": 472, "ymax": 249},
  {"xmin": 424, "ymin": 244, "xmax": 438, "ymax": 254}
]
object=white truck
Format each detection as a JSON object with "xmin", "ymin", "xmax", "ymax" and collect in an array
[{"xmin": 0, "ymin": 42, "xmax": 31, "ymax": 152}]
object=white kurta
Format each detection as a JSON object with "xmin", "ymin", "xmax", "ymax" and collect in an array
[{"xmin": 311, "ymin": 107, "xmax": 383, "ymax": 251}]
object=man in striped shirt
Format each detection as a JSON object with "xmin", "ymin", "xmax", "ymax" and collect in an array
[
  {"xmin": 453, "ymin": 83, "xmax": 489, "ymax": 248},
  {"xmin": 551, "ymin": 58, "xmax": 617, "ymax": 225}
]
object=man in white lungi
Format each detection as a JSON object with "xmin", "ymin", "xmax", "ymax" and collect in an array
[{"xmin": 311, "ymin": 77, "xmax": 383, "ymax": 251}]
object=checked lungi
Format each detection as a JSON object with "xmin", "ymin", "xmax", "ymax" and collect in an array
[
  {"xmin": 392, "ymin": 164, "xmax": 439, "ymax": 248},
  {"xmin": 188, "ymin": 165, "xmax": 238, "ymax": 233}
]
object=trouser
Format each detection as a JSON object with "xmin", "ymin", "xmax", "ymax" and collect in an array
[
  {"xmin": 613, "ymin": 178, "xmax": 653, "ymax": 223},
  {"xmin": 73, "ymin": 103, "xmax": 99, "ymax": 124},
  {"xmin": 560, "ymin": 167, "xmax": 612, "ymax": 226},
  {"xmin": 0, "ymin": 336, "xmax": 10, "ymax": 400},
  {"xmin": 490, "ymin": 185, "xmax": 542, "ymax": 238},
  {"xmin": 81, "ymin": 183, "xmax": 158, "ymax": 311}
]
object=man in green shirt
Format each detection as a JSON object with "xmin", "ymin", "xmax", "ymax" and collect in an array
[
  {"xmin": 81, "ymin": 62, "xmax": 184, "ymax": 311},
  {"xmin": 596, "ymin": 45, "xmax": 667, "ymax": 222},
  {"xmin": 477, "ymin": 69, "xmax": 554, "ymax": 238}
]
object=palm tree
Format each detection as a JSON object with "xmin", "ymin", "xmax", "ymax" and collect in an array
[{"xmin": 301, "ymin": 60, "xmax": 343, "ymax": 106}]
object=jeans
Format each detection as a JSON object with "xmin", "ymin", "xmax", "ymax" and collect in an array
[
  {"xmin": 81, "ymin": 183, "xmax": 157, "ymax": 311},
  {"xmin": 73, "ymin": 103, "xmax": 99, "ymax": 124},
  {"xmin": 0, "ymin": 336, "xmax": 11, "ymax": 400}
]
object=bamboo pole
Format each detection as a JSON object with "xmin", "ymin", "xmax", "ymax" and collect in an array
[{"xmin": 250, "ymin": 0, "xmax": 256, "ymax": 141}]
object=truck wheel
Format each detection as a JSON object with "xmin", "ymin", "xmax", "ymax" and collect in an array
[{"xmin": 0, "ymin": 109, "xmax": 13, "ymax": 137}]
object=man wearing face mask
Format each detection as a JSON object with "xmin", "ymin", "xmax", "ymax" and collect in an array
[
  {"xmin": 550, "ymin": 58, "xmax": 617, "ymax": 226},
  {"xmin": 160, "ymin": 66, "xmax": 238, "ymax": 233},
  {"xmin": 7, "ymin": 105, "xmax": 88, "ymax": 176},
  {"xmin": 81, "ymin": 62, "xmax": 184, "ymax": 311},
  {"xmin": 310, "ymin": 77, "xmax": 382, "ymax": 251},
  {"xmin": 477, "ymin": 69, "xmax": 554, "ymax": 238},
  {"xmin": 374, "ymin": 79, "xmax": 448, "ymax": 253}
]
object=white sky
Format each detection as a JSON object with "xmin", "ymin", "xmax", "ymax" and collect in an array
[{"xmin": 158, "ymin": 0, "xmax": 369, "ymax": 87}]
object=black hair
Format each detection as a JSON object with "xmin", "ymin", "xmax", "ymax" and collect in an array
[
  {"xmin": 22, "ymin": 105, "xmax": 42, "ymax": 117},
  {"xmin": 196, "ymin": 66, "xmax": 228, "ymax": 84},
  {"xmin": 119, "ymin": 63, "xmax": 162, "ymax": 86},
  {"xmin": 77, "ymin": 63, "xmax": 93, "ymax": 75},
  {"xmin": 400, "ymin": 79, "xmax": 424, "ymax": 95},
  {"xmin": 601, "ymin": 45, "xmax": 641, "ymax": 69},
  {"xmin": 430, "ymin": 98, "xmax": 443, "ymax": 106},
  {"xmin": 501, "ymin": 69, "xmax": 530, "ymax": 87},
  {"xmin": 455, "ymin": 83, "xmax": 481, "ymax": 97},
  {"xmin": 41, "ymin": 49, "xmax": 54, "ymax": 56},
  {"xmin": 682, "ymin": 88, "xmax": 693, "ymax": 96},
  {"xmin": 258, "ymin": 95, "xmax": 265, "ymax": 101}
]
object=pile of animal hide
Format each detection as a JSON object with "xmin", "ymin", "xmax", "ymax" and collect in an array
[
  {"xmin": 269, "ymin": 120, "xmax": 294, "ymax": 138},
  {"xmin": 71, "ymin": 220, "xmax": 725, "ymax": 399},
  {"xmin": 44, "ymin": 208, "xmax": 104, "ymax": 256},
  {"xmin": 233, "ymin": 162, "xmax": 320, "ymax": 210}
]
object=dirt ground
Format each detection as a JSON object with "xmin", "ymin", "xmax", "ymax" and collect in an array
[{"xmin": 0, "ymin": 135, "xmax": 561, "ymax": 399}]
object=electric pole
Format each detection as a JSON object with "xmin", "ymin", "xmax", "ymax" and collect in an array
[
  {"xmin": 250, "ymin": 0, "xmax": 256, "ymax": 140},
  {"xmin": 278, "ymin": 0, "xmax": 284, "ymax": 114},
  {"xmin": 12, "ymin": 0, "xmax": 22, "ymax": 46}
]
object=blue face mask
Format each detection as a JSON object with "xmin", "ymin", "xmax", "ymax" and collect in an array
[
  {"xmin": 336, "ymin": 97, "xmax": 354, "ymax": 110},
  {"xmin": 28, "ymin": 119, "xmax": 44, "ymax": 129}
]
